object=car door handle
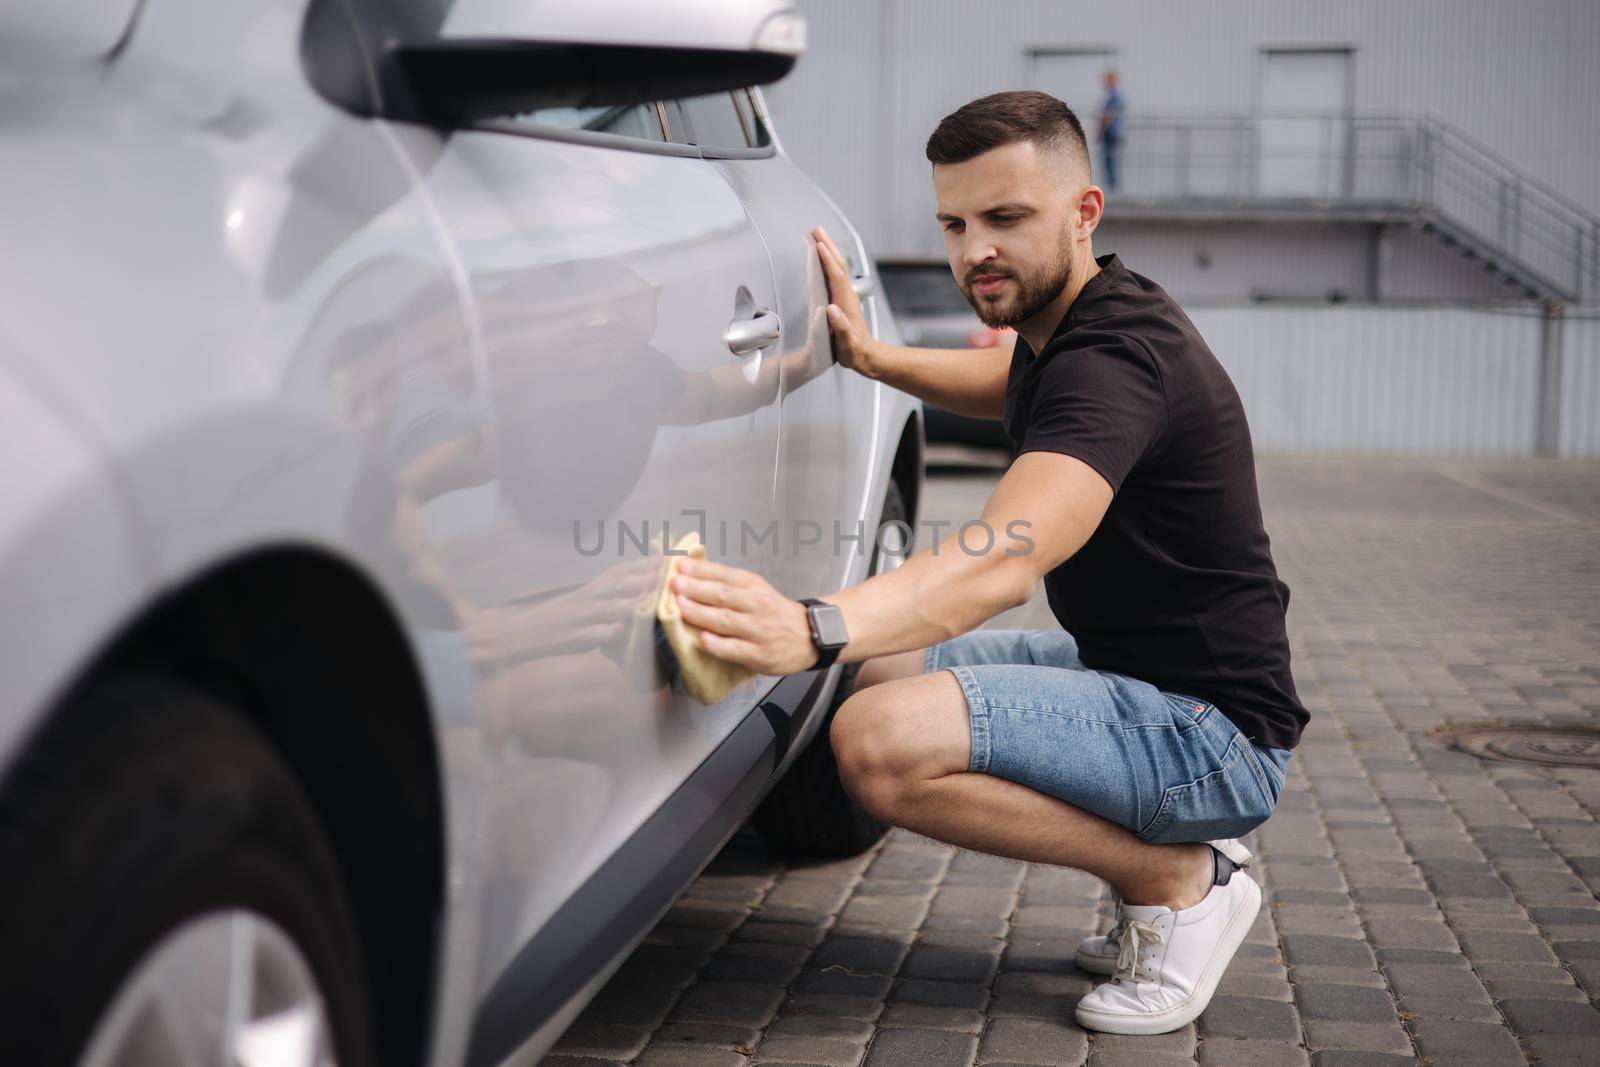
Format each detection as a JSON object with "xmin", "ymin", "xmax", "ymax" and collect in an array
[
  {"xmin": 724, "ymin": 308, "xmax": 782, "ymax": 356},
  {"xmin": 850, "ymin": 273, "xmax": 876, "ymax": 298}
]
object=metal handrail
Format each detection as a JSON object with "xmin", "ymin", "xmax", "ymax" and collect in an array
[{"xmin": 1110, "ymin": 109, "xmax": 1599, "ymax": 304}]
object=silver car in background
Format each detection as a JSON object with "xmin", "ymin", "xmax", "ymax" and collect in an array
[
  {"xmin": 877, "ymin": 261, "xmax": 1013, "ymax": 453},
  {"xmin": 0, "ymin": 2, "xmax": 922, "ymax": 1064}
]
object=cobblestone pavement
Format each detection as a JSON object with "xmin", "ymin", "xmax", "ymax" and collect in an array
[{"xmin": 539, "ymin": 457, "xmax": 1600, "ymax": 1067}]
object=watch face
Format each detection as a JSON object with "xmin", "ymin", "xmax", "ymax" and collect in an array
[{"xmin": 812, "ymin": 604, "xmax": 849, "ymax": 648}]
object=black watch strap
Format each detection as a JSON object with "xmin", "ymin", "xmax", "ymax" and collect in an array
[{"xmin": 798, "ymin": 597, "xmax": 846, "ymax": 672}]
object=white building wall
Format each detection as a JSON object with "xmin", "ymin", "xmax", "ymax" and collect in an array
[
  {"xmin": 1101, "ymin": 222, "xmax": 1372, "ymax": 303},
  {"xmin": 1187, "ymin": 306, "xmax": 1546, "ymax": 457},
  {"xmin": 770, "ymin": 0, "xmax": 1600, "ymax": 262},
  {"xmin": 1560, "ymin": 313, "xmax": 1600, "ymax": 458}
]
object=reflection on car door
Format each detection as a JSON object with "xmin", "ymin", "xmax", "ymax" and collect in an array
[
  {"xmin": 386, "ymin": 109, "xmax": 784, "ymax": 1003},
  {"xmin": 688, "ymin": 90, "xmax": 884, "ymax": 602}
]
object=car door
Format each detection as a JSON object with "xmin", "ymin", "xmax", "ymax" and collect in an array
[
  {"xmin": 381, "ymin": 95, "xmax": 787, "ymax": 1001},
  {"xmin": 678, "ymin": 89, "xmax": 885, "ymax": 601}
]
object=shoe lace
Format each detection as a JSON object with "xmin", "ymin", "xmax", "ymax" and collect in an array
[{"xmin": 1113, "ymin": 917, "xmax": 1165, "ymax": 983}]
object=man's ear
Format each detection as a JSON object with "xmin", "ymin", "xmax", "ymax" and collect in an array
[{"xmin": 1076, "ymin": 185, "xmax": 1105, "ymax": 239}]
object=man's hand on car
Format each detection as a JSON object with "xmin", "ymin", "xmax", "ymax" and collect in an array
[
  {"xmin": 669, "ymin": 556, "xmax": 820, "ymax": 676},
  {"xmin": 813, "ymin": 225, "xmax": 881, "ymax": 380}
]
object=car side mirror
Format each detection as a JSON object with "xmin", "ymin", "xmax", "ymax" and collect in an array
[{"xmin": 303, "ymin": 0, "xmax": 805, "ymax": 125}]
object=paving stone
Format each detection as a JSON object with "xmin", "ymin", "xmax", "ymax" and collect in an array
[
  {"xmin": 977, "ymin": 1017, "xmax": 1088, "ymax": 1065},
  {"xmin": 1381, "ymin": 962, "xmax": 1490, "ymax": 1001},
  {"xmin": 668, "ymin": 982, "xmax": 786, "ymax": 1026},
  {"xmin": 1084, "ymin": 1052, "xmax": 1190, "ymax": 1067},
  {"xmin": 1281, "ymin": 934, "xmax": 1377, "ymax": 969},
  {"xmin": 752, "ymin": 1036, "xmax": 865, "ymax": 1065},
  {"xmin": 777, "ymin": 993, "xmax": 886, "ymax": 1022},
  {"xmin": 1497, "ymin": 998, "xmax": 1600, "ymax": 1035},
  {"xmin": 1371, "ymin": 946, "xmax": 1462, "ymax": 966},
  {"xmin": 1300, "ymin": 1019, "xmax": 1412, "ymax": 1055},
  {"xmin": 888, "ymin": 979, "xmax": 991, "ymax": 1010},
  {"xmin": 998, "ymin": 937, "xmax": 1082, "ymax": 974},
  {"xmin": 1456, "ymin": 930, "xmax": 1560, "ymax": 963},
  {"xmin": 1294, "ymin": 982, "xmax": 1399, "ymax": 1022},
  {"xmin": 861, "ymin": 1028, "xmax": 977, "ymax": 1067},
  {"xmin": 574, "ymin": 982, "xmax": 681, "ymax": 1029},
  {"xmin": 636, "ymin": 1047, "xmax": 752, "ymax": 1067},
  {"xmin": 794, "ymin": 967, "xmax": 895, "ymax": 999},
  {"xmin": 874, "ymin": 1004, "xmax": 985, "ymax": 1033},
  {"xmin": 1308, "ymin": 1054, "xmax": 1415, "ymax": 1067},
  {"xmin": 548, "ymin": 1023, "xmax": 652, "ymax": 1060},
  {"xmin": 898, "ymin": 941, "xmax": 1000, "ymax": 984},
  {"xmin": 1286, "ymin": 964, "xmax": 1386, "ymax": 988},
  {"xmin": 1196, "ymin": 996, "xmax": 1302, "ymax": 1041},
  {"xmin": 1085, "ymin": 1028, "xmax": 1196, "ymax": 1057},
  {"xmin": 1196, "ymin": 1037, "xmax": 1310, "ymax": 1065},
  {"xmin": 764, "ymin": 1016, "xmax": 876, "ymax": 1042},
  {"xmin": 1409, "ymin": 1019, "xmax": 1524, "ymax": 1064},
  {"xmin": 1393, "ymin": 992, "xmax": 1503, "ymax": 1022},
  {"xmin": 1217, "ymin": 971, "xmax": 1295, "ymax": 1000},
  {"xmin": 703, "ymin": 953, "xmax": 805, "ymax": 985},
  {"xmin": 852, "ymin": 878, "xmax": 939, "ymax": 899},
  {"xmin": 651, "ymin": 1021, "xmax": 764, "ymax": 1049},
  {"xmin": 734, "ymin": 921, "xmax": 830, "ymax": 948},
  {"xmin": 920, "ymin": 913, "xmax": 1010, "ymax": 936}
]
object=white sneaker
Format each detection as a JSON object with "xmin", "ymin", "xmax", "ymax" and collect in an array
[
  {"xmin": 1074, "ymin": 839, "xmax": 1252, "ymax": 976},
  {"xmin": 1073, "ymin": 869, "xmax": 1262, "ymax": 1035}
]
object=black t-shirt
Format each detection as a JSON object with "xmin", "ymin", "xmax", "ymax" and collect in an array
[{"xmin": 1005, "ymin": 253, "xmax": 1307, "ymax": 749}]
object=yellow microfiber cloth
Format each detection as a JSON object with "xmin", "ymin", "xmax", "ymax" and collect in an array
[{"xmin": 655, "ymin": 529, "xmax": 755, "ymax": 704}]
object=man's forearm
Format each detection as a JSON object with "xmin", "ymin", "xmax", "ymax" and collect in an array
[
  {"xmin": 821, "ymin": 529, "xmax": 1032, "ymax": 664},
  {"xmin": 864, "ymin": 339, "xmax": 1012, "ymax": 421}
]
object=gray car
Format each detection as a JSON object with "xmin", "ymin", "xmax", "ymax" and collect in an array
[{"xmin": 0, "ymin": 3, "xmax": 922, "ymax": 1064}]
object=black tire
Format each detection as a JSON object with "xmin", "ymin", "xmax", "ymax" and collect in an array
[
  {"xmin": 751, "ymin": 480, "xmax": 911, "ymax": 858},
  {"xmin": 0, "ymin": 675, "xmax": 375, "ymax": 1067}
]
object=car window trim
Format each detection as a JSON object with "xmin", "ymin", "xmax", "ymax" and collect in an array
[
  {"xmin": 468, "ymin": 117, "xmax": 775, "ymax": 160},
  {"xmin": 468, "ymin": 115, "xmax": 703, "ymax": 157}
]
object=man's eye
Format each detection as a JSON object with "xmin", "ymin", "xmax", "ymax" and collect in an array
[
  {"xmin": 943, "ymin": 222, "xmax": 964, "ymax": 233},
  {"xmin": 994, "ymin": 215, "xmax": 1021, "ymax": 224}
]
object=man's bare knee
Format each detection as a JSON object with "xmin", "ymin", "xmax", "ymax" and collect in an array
[{"xmin": 853, "ymin": 648, "xmax": 928, "ymax": 691}]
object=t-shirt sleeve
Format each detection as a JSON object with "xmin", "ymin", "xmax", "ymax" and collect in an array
[{"xmin": 1016, "ymin": 340, "xmax": 1166, "ymax": 494}]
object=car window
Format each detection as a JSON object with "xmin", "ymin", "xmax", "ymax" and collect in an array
[
  {"xmin": 676, "ymin": 92, "xmax": 753, "ymax": 150},
  {"xmin": 733, "ymin": 90, "xmax": 771, "ymax": 148},
  {"xmin": 878, "ymin": 265, "xmax": 970, "ymax": 315},
  {"xmin": 501, "ymin": 103, "xmax": 666, "ymax": 142}
]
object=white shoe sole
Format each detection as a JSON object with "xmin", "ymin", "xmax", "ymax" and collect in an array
[
  {"xmin": 1074, "ymin": 874, "xmax": 1263, "ymax": 1036},
  {"xmin": 1073, "ymin": 840, "xmax": 1252, "ymax": 977}
]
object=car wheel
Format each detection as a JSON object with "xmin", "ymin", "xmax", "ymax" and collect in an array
[
  {"xmin": 751, "ymin": 480, "xmax": 911, "ymax": 858},
  {"xmin": 0, "ymin": 676, "xmax": 375, "ymax": 1067}
]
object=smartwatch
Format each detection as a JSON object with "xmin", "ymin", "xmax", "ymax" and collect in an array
[{"xmin": 798, "ymin": 597, "xmax": 849, "ymax": 671}]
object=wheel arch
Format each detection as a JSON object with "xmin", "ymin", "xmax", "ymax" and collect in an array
[
  {"xmin": 890, "ymin": 406, "xmax": 924, "ymax": 536},
  {"xmin": 42, "ymin": 546, "xmax": 446, "ymax": 1067}
]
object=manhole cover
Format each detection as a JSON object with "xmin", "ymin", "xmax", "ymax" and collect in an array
[{"xmin": 1437, "ymin": 724, "xmax": 1600, "ymax": 768}]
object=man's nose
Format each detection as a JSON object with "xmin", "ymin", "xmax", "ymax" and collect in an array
[{"xmin": 961, "ymin": 236, "xmax": 998, "ymax": 269}]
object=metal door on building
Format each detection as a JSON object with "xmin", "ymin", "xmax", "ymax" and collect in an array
[{"xmin": 1258, "ymin": 48, "xmax": 1352, "ymax": 199}]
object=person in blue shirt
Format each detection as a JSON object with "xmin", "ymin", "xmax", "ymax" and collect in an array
[{"xmin": 1097, "ymin": 70, "xmax": 1125, "ymax": 191}]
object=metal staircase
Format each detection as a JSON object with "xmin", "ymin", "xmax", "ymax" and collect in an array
[{"xmin": 1108, "ymin": 110, "xmax": 1600, "ymax": 305}]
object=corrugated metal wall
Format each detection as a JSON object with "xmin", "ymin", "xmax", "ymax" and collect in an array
[
  {"xmin": 1183, "ymin": 306, "xmax": 1547, "ymax": 457},
  {"xmin": 1561, "ymin": 313, "xmax": 1600, "ymax": 458},
  {"xmin": 773, "ymin": 0, "xmax": 1600, "ymax": 262}
]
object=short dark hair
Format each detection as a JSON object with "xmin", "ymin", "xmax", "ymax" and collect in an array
[{"xmin": 925, "ymin": 90, "xmax": 1090, "ymax": 180}]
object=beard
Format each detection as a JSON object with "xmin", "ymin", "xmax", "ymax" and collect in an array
[{"xmin": 959, "ymin": 240, "xmax": 1074, "ymax": 330}]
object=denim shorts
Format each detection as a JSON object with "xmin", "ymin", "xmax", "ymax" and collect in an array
[{"xmin": 924, "ymin": 629, "xmax": 1293, "ymax": 845}]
